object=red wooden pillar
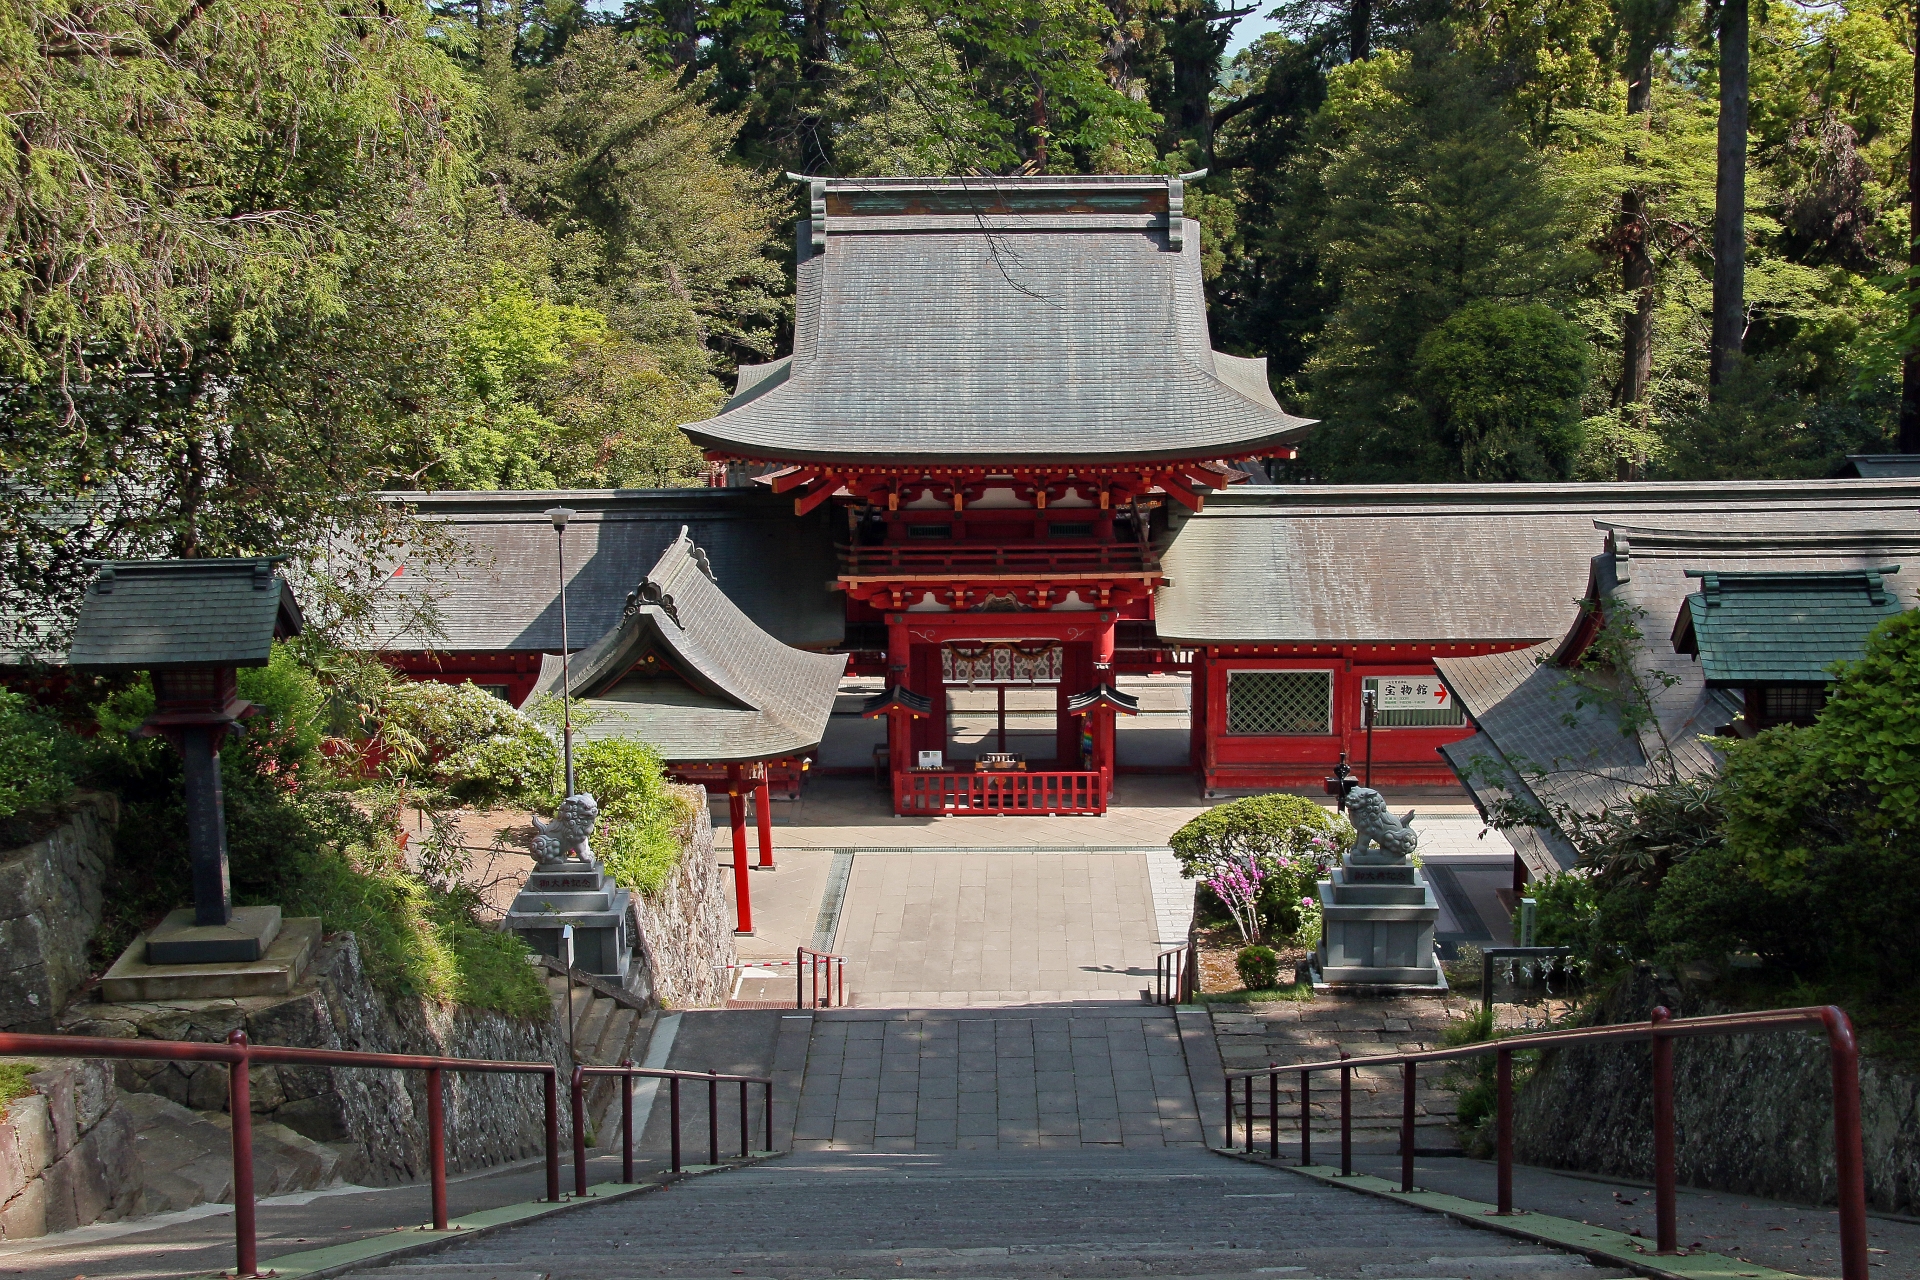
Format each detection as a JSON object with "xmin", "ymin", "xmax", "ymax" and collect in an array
[
  {"xmin": 887, "ymin": 614, "xmax": 912, "ymax": 812},
  {"xmin": 726, "ymin": 763, "xmax": 752, "ymax": 935},
  {"xmin": 753, "ymin": 766, "xmax": 774, "ymax": 869},
  {"xmin": 1093, "ymin": 612, "xmax": 1117, "ymax": 799},
  {"xmin": 1189, "ymin": 650, "xmax": 1208, "ymax": 786}
]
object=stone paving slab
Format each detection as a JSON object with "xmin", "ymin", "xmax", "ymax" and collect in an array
[{"xmin": 794, "ymin": 1006, "xmax": 1204, "ymax": 1152}]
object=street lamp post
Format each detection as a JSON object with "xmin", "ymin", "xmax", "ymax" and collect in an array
[{"xmin": 547, "ymin": 506, "xmax": 577, "ymax": 797}]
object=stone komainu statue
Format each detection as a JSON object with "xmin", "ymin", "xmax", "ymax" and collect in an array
[
  {"xmin": 1345, "ymin": 787, "xmax": 1418, "ymax": 865},
  {"xmin": 531, "ymin": 793, "xmax": 599, "ymax": 866}
]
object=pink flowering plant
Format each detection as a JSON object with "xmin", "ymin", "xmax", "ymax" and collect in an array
[
  {"xmin": 1203, "ymin": 852, "xmax": 1266, "ymax": 944},
  {"xmin": 1171, "ymin": 794, "xmax": 1352, "ymax": 945}
]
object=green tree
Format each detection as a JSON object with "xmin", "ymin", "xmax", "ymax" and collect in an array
[
  {"xmin": 1414, "ymin": 300, "xmax": 1590, "ymax": 479},
  {"xmin": 1298, "ymin": 44, "xmax": 1588, "ymax": 480}
]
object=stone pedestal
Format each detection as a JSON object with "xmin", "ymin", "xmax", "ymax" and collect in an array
[
  {"xmin": 101, "ymin": 914, "xmax": 321, "ymax": 1001},
  {"xmin": 1313, "ymin": 861, "xmax": 1447, "ymax": 991},
  {"xmin": 503, "ymin": 861, "xmax": 635, "ymax": 987}
]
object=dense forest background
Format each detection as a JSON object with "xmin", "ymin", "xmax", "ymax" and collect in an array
[{"xmin": 2, "ymin": 0, "xmax": 1916, "ymax": 637}]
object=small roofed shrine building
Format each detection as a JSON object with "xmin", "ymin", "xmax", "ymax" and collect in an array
[
  {"xmin": 525, "ymin": 530, "xmax": 844, "ymax": 931},
  {"xmin": 681, "ymin": 174, "xmax": 1314, "ymax": 815}
]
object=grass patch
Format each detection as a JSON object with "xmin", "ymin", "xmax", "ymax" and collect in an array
[
  {"xmin": 1194, "ymin": 981, "xmax": 1316, "ymax": 1003},
  {"xmin": 0, "ymin": 1062, "xmax": 38, "ymax": 1107}
]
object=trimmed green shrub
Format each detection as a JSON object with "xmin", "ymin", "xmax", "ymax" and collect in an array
[
  {"xmin": 1172, "ymin": 794, "xmax": 1348, "ymax": 942},
  {"xmin": 1236, "ymin": 945, "xmax": 1281, "ymax": 991}
]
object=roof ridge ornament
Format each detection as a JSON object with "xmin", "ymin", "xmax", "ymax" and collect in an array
[{"xmin": 624, "ymin": 579, "xmax": 682, "ymax": 628}]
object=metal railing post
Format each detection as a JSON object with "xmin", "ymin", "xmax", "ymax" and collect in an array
[
  {"xmin": 226, "ymin": 1029, "xmax": 258, "ymax": 1278},
  {"xmin": 708, "ymin": 1070, "xmax": 720, "ymax": 1165},
  {"xmin": 427, "ymin": 1065, "xmax": 448, "ymax": 1230},
  {"xmin": 764, "ymin": 1080, "xmax": 775, "ymax": 1154},
  {"xmin": 670, "ymin": 1075, "xmax": 683, "ymax": 1172},
  {"xmin": 1495, "ymin": 1048, "xmax": 1513, "ymax": 1215},
  {"xmin": 1821, "ymin": 1007, "xmax": 1869, "ymax": 1280},
  {"xmin": 621, "ymin": 1060, "xmax": 634, "ymax": 1184},
  {"xmin": 739, "ymin": 1079, "xmax": 750, "ymax": 1158},
  {"xmin": 1299, "ymin": 1069, "xmax": 1310, "ymax": 1166},
  {"xmin": 1243, "ymin": 1074, "xmax": 1254, "ymax": 1151},
  {"xmin": 571, "ymin": 1065, "xmax": 588, "ymax": 1197},
  {"xmin": 796, "ymin": 947, "xmax": 804, "ymax": 1010},
  {"xmin": 1400, "ymin": 1061, "xmax": 1416, "ymax": 1192},
  {"xmin": 838, "ymin": 955, "xmax": 845, "ymax": 1008},
  {"xmin": 544, "ymin": 1069, "xmax": 560, "ymax": 1202},
  {"xmin": 1268, "ymin": 1068, "xmax": 1279, "ymax": 1159},
  {"xmin": 1339, "ymin": 1052, "xmax": 1351, "ymax": 1177},
  {"xmin": 1222, "ymin": 1074, "xmax": 1232, "ymax": 1150},
  {"xmin": 1651, "ymin": 1007, "xmax": 1676, "ymax": 1253}
]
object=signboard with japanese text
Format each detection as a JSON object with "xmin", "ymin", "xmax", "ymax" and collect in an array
[{"xmin": 1371, "ymin": 678, "xmax": 1452, "ymax": 713}]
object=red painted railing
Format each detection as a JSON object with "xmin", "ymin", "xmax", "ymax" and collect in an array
[
  {"xmin": 838, "ymin": 540, "xmax": 1154, "ymax": 576},
  {"xmin": 796, "ymin": 946, "xmax": 847, "ymax": 1008},
  {"xmin": 896, "ymin": 769, "xmax": 1106, "ymax": 815},
  {"xmin": 1224, "ymin": 1005, "xmax": 1868, "ymax": 1280},
  {"xmin": 0, "ymin": 1029, "xmax": 779, "ymax": 1278},
  {"xmin": 571, "ymin": 1062, "xmax": 773, "ymax": 1191},
  {"xmin": 1154, "ymin": 941, "xmax": 1198, "ymax": 1005}
]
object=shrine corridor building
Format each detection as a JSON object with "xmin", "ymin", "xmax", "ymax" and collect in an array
[{"xmin": 380, "ymin": 173, "xmax": 1920, "ymax": 835}]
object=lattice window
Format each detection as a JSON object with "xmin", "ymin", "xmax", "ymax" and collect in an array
[
  {"xmin": 1362, "ymin": 676, "xmax": 1466, "ymax": 728},
  {"xmin": 1227, "ymin": 671, "xmax": 1332, "ymax": 735}
]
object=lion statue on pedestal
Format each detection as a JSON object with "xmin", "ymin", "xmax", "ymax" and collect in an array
[
  {"xmin": 1345, "ymin": 787, "xmax": 1418, "ymax": 865},
  {"xmin": 531, "ymin": 793, "xmax": 599, "ymax": 866}
]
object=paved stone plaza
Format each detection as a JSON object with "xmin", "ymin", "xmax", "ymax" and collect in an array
[{"xmin": 792, "ymin": 1007, "xmax": 1204, "ymax": 1150}]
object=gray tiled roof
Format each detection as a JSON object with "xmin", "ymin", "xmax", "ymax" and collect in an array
[
  {"xmin": 1155, "ymin": 478, "xmax": 1920, "ymax": 644},
  {"xmin": 1438, "ymin": 732, "xmax": 1580, "ymax": 877},
  {"xmin": 1837, "ymin": 455, "xmax": 1920, "ymax": 479},
  {"xmin": 67, "ymin": 559, "xmax": 302, "ymax": 670},
  {"xmin": 1433, "ymin": 517, "xmax": 1920, "ymax": 859},
  {"xmin": 681, "ymin": 175, "xmax": 1315, "ymax": 465},
  {"xmin": 1672, "ymin": 568, "xmax": 1905, "ymax": 684},
  {"xmin": 539, "ymin": 532, "xmax": 846, "ymax": 763},
  {"xmin": 373, "ymin": 489, "xmax": 843, "ymax": 652}
]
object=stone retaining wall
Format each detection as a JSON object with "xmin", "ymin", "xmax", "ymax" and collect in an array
[
  {"xmin": 0, "ymin": 1059, "xmax": 137, "ymax": 1238},
  {"xmin": 632, "ymin": 789, "xmax": 736, "ymax": 1009},
  {"xmin": 62, "ymin": 933, "xmax": 574, "ymax": 1186},
  {"xmin": 1513, "ymin": 968, "xmax": 1920, "ymax": 1213},
  {"xmin": 0, "ymin": 796, "xmax": 117, "ymax": 1033}
]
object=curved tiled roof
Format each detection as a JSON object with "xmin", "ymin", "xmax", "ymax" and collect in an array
[
  {"xmin": 540, "ymin": 529, "xmax": 846, "ymax": 763},
  {"xmin": 681, "ymin": 176, "xmax": 1315, "ymax": 465}
]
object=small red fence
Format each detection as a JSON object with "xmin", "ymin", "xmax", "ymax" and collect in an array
[
  {"xmin": 1224, "ymin": 1005, "xmax": 1868, "ymax": 1280},
  {"xmin": 0, "ymin": 1029, "xmax": 776, "ymax": 1279},
  {"xmin": 797, "ymin": 946, "xmax": 847, "ymax": 1008},
  {"xmin": 895, "ymin": 769, "xmax": 1105, "ymax": 815}
]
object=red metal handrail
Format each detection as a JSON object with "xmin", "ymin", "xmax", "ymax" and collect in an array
[
  {"xmin": 0, "ymin": 1028, "xmax": 562, "ymax": 1279},
  {"xmin": 1222, "ymin": 1005, "xmax": 1868, "ymax": 1280},
  {"xmin": 1153, "ymin": 942, "xmax": 1196, "ymax": 1006},
  {"xmin": 796, "ymin": 946, "xmax": 847, "ymax": 1009},
  {"xmin": 571, "ymin": 1063, "xmax": 774, "ymax": 1192},
  {"xmin": 896, "ymin": 769, "xmax": 1105, "ymax": 815}
]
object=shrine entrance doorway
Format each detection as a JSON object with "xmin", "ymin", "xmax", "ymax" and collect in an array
[{"xmin": 939, "ymin": 641, "xmax": 1069, "ymax": 771}]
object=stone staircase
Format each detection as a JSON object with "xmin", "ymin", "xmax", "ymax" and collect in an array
[{"xmin": 532, "ymin": 956, "xmax": 656, "ymax": 1139}]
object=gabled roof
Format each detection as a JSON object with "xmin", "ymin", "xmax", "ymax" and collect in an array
[
  {"xmin": 68, "ymin": 559, "xmax": 302, "ymax": 670},
  {"xmin": 680, "ymin": 175, "xmax": 1316, "ymax": 466},
  {"xmin": 1672, "ymin": 567, "xmax": 1905, "ymax": 685},
  {"xmin": 1835, "ymin": 454, "xmax": 1920, "ymax": 479},
  {"xmin": 535, "ymin": 530, "xmax": 846, "ymax": 763},
  {"xmin": 1434, "ymin": 521, "xmax": 1920, "ymax": 865},
  {"xmin": 372, "ymin": 488, "xmax": 843, "ymax": 652},
  {"xmin": 1155, "ymin": 478, "xmax": 1920, "ymax": 644}
]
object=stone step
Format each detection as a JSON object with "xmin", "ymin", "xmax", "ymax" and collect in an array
[
  {"xmin": 572, "ymin": 993, "xmax": 618, "ymax": 1059},
  {"xmin": 593, "ymin": 1004, "xmax": 640, "ymax": 1064}
]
